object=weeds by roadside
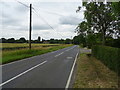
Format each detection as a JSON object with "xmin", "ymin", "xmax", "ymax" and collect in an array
[{"xmin": 74, "ymin": 53, "xmax": 118, "ymax": 88}]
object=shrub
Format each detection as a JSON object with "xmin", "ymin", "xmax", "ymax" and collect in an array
[{"xmin": 92, "ymin": 45, "xmax": 120, "ymax": 76}]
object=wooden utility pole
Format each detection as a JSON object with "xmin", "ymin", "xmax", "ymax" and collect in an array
[{"xmin": 29, "ymin": 4, "xmax": 32, "ymax": 49}]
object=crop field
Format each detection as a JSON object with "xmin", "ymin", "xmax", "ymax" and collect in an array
[
  {"xmin": 2, "ymin": 43, "xmax": 59, "ymax": 48},
  {"xmin": 2, "ymin": 43, "xmax": 60, "ymax": 50},
  {"xmin": 1, "ymin": 43, "xmax": 73, "ymax": 64}
]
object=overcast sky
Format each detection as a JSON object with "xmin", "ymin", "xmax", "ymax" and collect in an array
[{"xmin": 0, "ymin": 0, "xmax": 84, "ymax": 40}]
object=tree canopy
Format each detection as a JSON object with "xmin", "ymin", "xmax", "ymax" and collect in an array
[{"xmin": 75, "ymin": 1, "xmax": 120, "ymax": 47}]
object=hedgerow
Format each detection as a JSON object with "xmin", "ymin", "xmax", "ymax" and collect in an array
[{"xmin": 92, "ymin": 45, "xmax": 120, "ymax": 75}]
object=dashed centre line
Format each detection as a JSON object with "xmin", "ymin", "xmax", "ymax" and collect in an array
[
  {"xmin": 55, "ymin": 52, "xmax": 64, "ymax": 57},
  {"xmin": 65, "ymin": 46, "xmax": 76, "ymax": 52},
  {"xmin": 55, "ymin": 46, "xmax": 77, "ymax": 58}
]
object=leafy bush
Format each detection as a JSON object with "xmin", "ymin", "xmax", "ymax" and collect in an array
[{"xmin": 92, "ymin": 45, "xmax": 120, "ymax": 76}]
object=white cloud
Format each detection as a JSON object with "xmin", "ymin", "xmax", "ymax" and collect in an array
[
  {"xmin": 1, "ymin": 1, "xmax": 84, "ymax": 40},
  {"xmin": 33, "ymin": 24, "xmax": 51, "ymax": 30},
  {"xmin": 59, "ymin": 15, "xmax": 82, "ymax": 25}
]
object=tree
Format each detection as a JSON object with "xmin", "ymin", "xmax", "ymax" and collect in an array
[
  {"xmin": 7, "ymin": 38, "xmax": 15, "ymax": 43},
  {"xmin": 19, "ymin": 37, "xmax": 26, "ymax": 43},
  {"xmin": 38, "ymin": 36, "xmax": 41, "ymax": 42},
  {"xmin": 65, "ymin": 38, "xmax": 71, "ymax": 44},
  {"xmin": 73, "ymin": 35, "xmax": 86, "ymax": 46},
  {"xmin": 86, "ymin": 34, "xmax": 98, "ymax": 48},
  {"xmin": 1, "ymin": 38, "xmax": 7, "ymax": 43},
  {"xmin": 77, "ymin": 1, "xmax": 119, "ymax": 45},
  {"xmin": 76, "ymin": 21, "xmax": 89, "ymax": 36},
  {"xmin": 59, "ymin": 39, "xmax": 65, "ymax": 44},
  {"xmin": 49, "ymin": 39, "xmax": 55, "ymax": 44}
]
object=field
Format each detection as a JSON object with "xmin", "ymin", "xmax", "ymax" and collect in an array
[
  {"xmin": 2, "ymin": 43, "xmax": 60, "ymax": 48},
  {"xmin": 1, "ymin": 43, "xmax": 73, "ymax": 64},
  {"xmin": 2, "ymin": 43, "xmax": 60, "ymax": 50}
]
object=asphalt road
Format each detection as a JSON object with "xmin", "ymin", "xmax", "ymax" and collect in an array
[{"xmin": 1, "ymin": 45, "xmax": 79, "ymax": 88}]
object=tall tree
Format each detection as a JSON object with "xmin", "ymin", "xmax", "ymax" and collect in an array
[{"xmin": 77, "ymin": 1, "xmax": 119, "ymax": 45}]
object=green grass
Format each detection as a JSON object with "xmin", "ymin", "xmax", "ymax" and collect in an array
[
  {"xmin": 1, "ymin": 44, "xmax": 73, "ymax": 64},
  {"xmin": 74, "ymin": 53, "xmax": 118, "ymax": 88}
]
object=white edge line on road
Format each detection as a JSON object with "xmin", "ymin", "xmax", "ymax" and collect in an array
[
  {"xmin": 65, "ymin": 52, "xmax": 79, "ymax": 89},
  {"xmin": 0, "ymin": 60, "xmax": 47, "ymax": 87}
]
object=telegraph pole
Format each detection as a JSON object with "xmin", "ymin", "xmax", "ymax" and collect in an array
[{"xmin": 29, "ymin": 4, "xmax": 32, "ymax": 49}]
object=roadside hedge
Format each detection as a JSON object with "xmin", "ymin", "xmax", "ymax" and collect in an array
[{"xmin": 92, "ymin": 45, "xmax": 120, "ymax": 75}]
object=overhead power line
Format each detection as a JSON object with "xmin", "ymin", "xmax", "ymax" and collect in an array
[
  {"xmin": 14, "ymin": 0, "xmax": 65, "ymax": 38},
  {"xmin": 32, "ymin": 8, "xmax": 64, "ymax": 38},
  {"xmin": 15, "ymin": 0, "xmax": 30, "ymax": 8},
  {"xmin": 32, "ymin": 6, "xmax": 65, "ymax": 17}
]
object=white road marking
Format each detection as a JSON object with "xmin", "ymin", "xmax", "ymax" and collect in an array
[
  {"xmin": 65, "ymin": 49, "xmax": 70, "ymax": 52},
  {"xmin": 0, "ymin": 61, "xmax": 47, "ymax": 87},
  {"xmin": 65, "ymin": 46, "xmax": 76, "ymax": 52},
  {"xmin": 66, "ymin": 57, "xmax": 73, "ymax": 59},
  {"xmin": 65, "ymin": 52, "xmax": 79, "ymax": 89},
  {"xmin": 55, "ymin": 52, "xmax": 64, "ymax": 57}
]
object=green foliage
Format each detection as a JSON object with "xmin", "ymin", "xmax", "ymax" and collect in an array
[
  {"xmin": 76, "ymin": 1, "xmax": 120, "ymax": 46},
  {"xmin": 112, "ymin": 2, "xmax": 120, "ymax": 16},
  {"xmin": 86, "ymin": 34, "xmax": 97, "ymax": 48},
  {"xmin": 92, "ymin": 45, "xmax": 120, "ymax": 75},
  {"xmin": 76, "ymin": 21, "xmax": 89, "ymax": 35},
  {"xmin": 73, "ymin": 33, "xmax": 103, "ymax": 48},
  {"xmin": 73, "ymin": 35, "xmax": 86, "ymax": 47}
]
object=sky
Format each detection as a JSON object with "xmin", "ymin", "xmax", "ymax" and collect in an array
[{"xmin": 0, "ymin": 0, "xmax": 84, "ymax": 40}]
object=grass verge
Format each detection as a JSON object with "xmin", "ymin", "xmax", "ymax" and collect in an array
[
  {"xmin": 74, "ymin": 53, "xmax": 118, "ymax": 88},
  {"xmin": 1, "ymin": 44, "xmax": 72, "ymax": 64}
]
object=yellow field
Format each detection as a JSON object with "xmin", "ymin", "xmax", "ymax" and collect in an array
[{"xmin": 2, "ymin": 43, "xmax": 59, "ymax": 48}]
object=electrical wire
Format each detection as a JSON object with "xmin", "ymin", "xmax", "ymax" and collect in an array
[
  {"xmin": 14, "ymin": 0, "xmax": 65, "ymax": 38},
  {"xmin": 15, "ymin": 0, "xmax": 30, "ymax": 8},
  {"xmin": 32, "ymin": 8, "xmax": 65, "ymax": 38},
  {"xmin": 32, "ymin": 6, "xmax": 65, "ymax": 17}
]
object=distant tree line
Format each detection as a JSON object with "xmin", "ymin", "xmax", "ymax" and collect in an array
[
  {"xmin": 45, "ymin": 38, "xmax": 72, "ymax": 44},
  {"xmin": 0, "ymin": 37, "xmax": 73, "ymax": 44},
  {"xmin": 1, "ymin": 38, "xmax": 27, "ymax": 43},
  {"xmin": 0, "ymin": 37, "xmax": 42, "ymax": 43}
]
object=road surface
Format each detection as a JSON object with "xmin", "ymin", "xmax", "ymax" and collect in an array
[{"xmin": 1, "ymin": 45, "xmax": 79, "ymax": 88}]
